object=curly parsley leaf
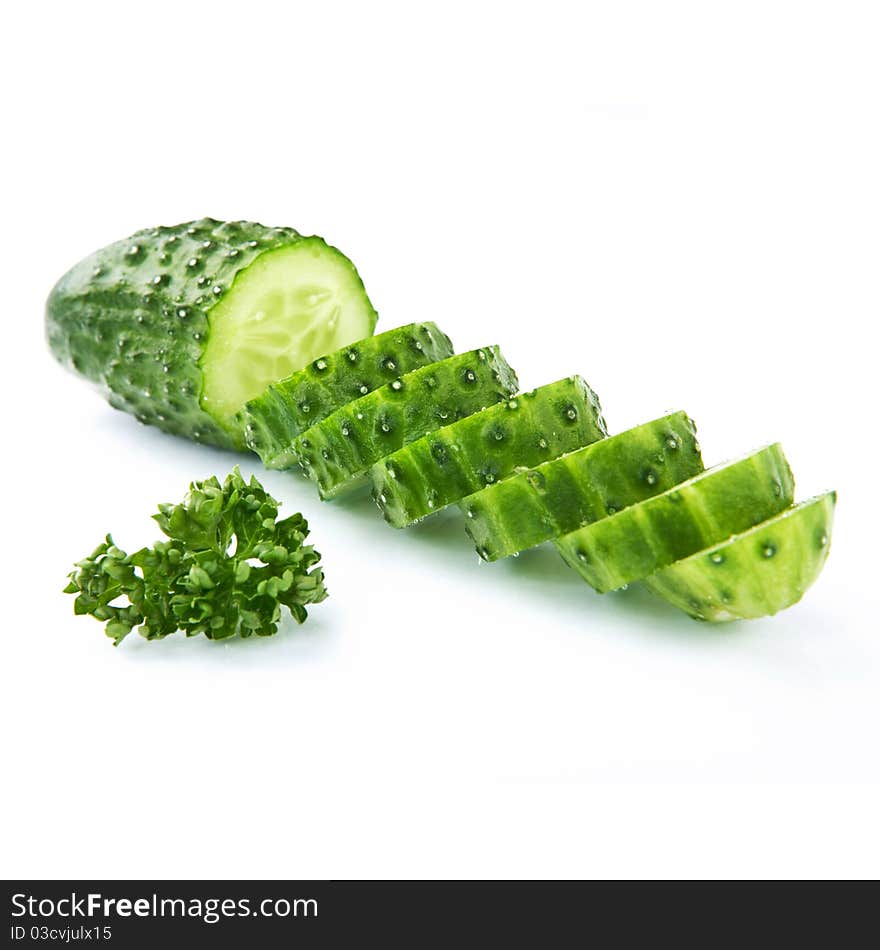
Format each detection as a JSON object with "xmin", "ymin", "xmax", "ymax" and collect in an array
[{"xmin": 64, "ymin": 468, "xmax": 328, "ymax": 645}]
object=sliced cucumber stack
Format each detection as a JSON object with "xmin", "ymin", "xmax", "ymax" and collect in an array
[
  {"xmin": 294, "ymin": 347, "xmax": 518, "ymax": 499},
  {"xmin": 461, "ymin": 411, "xmax": 704, "ymax": 561},
  {"xmin": 555, "ymin": 443, "xmax": 794, "ymax": 593},
  {"xmin": 240, "ymin": 322, "xmax": 455, "ymax": 469},
  {"xmin": 372, "ymin": 376, "xmax": 607, "ymax": 528},
  {"xmin": 645, "ymin": 492, "xmax": 836, "ymax": 621},
  {"xmin": 46, "ymin": 219, "xmax": 378, "ymax": 448}
]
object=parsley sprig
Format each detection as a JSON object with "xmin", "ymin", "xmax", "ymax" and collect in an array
[{"xmin": 64, "ymin": 468, "xmax": 327, "ymax": 645}]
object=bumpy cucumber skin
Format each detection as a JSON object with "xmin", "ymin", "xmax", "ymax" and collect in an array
[
  {"xmin": 294, "ymin": 347, "xmax": 518, "ymax": 498},
  {"xmin": 46, "ymin": 219, "xmax": 376, "ymax": 450},
  {"xmin": 240, "ymin": 322, "xmax": 454, "ymax": 469},
  {"xmin": 555, "ymin": 443, "xmax": 795, "ymax": 593},
  {"xmin": 372, "ymin": 376, "xmax": 607, "ymax": 528},
  {"xmin": 461, "ymin": 411, "xmax": 703, "ymax": 561},
  {"xmin": 645, "ymin": 492, "xmax": 835, "ymax": 622}
]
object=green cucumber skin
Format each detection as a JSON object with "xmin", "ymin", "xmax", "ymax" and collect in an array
[
  {"xmin": 240, "ymin": 322, "xmax": 454, "ymax": 469},
  {"xmin": 555, "ymin": 443, "xmax": 795, "ymax": 593},
  {"xmin": 461, "ymin": 411, "xmax": 703, "ymax": 561},
  {"xmin": 294, "ymin": 347, "xmax": 519, "ymax": 498},
  {"xmin": 45, "ymin": 219, "xmax": 376, "ymax": 450},
  {"xmin": 645, "ymin": 492, "xmax": 835, "ymax": 621},
  {"xmin": 372, "ymin": 376, "xmax": 607, "ymax": 528}
]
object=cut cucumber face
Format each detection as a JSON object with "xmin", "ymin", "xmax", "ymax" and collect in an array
[
  {"xmin": 645, "ymin": 492, "xmax": 835, "ymax": 621},
  {"xmin": 372, "ymin": 376, "xmax": 608, "ymax": 528},
  {"xmin": 294, "ymin": 347, "xmax": 518, "ymax": 499},
  {"xmin": 461, "ymin": 411, "xmax": 704, "ymax": 561},
  {"xmin": 45, "ymin": 219, "xmax": 377, "ymax": 449},
  {"xmin": 240, "ymin": 322, "xmax": 455, "ymax": 469},
  {"xmin": 200, "ymin": 238, "xmax": 378, "ymax": 435},
  {"xmin": 555, "ymin": 443, "xmax": 794, "ymax": 593}
]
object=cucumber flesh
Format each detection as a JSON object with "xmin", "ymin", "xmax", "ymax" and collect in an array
[
  {"xmin": 555, "ymin": 443, "xmax": 794, "ymax": 592},
  {"xmin": 294, "ymin": 347, "xmax": 518, "ymax": 499},
  {"xmin": 644, "ymin": 492, "xmax": 835, "ymax": 621},
  {"xmin": 200, "ymin": 238, "xmax": 378, "ymax": 436},
  {"xmin": 372, "ymin": 376, "xmax": 607, "ymax": 528},
  {"xmin": 240, "ymin": 322, "xmax": 455, "ymax": 469},
  {"xmin": 462, "ymin": 411, "xmax": 703, "ymax": 561},
  {"xmin": 46, "ymin": 220, "xmax": 377, "ymax": 449}
]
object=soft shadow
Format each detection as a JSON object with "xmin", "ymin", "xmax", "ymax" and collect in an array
[
  {"xmin": 325, "ymin": 482, "xmax": 390, "ymax": 525},
  {"xmin": 326, "ymin": 492, "xmax": 752, "ymax": 640},
  {"xmin": 492, "ymin": 542, "xmax": 749, "ymax": 641},
  {"xmin": 119, "ymin": 604, "xmax": 340, "ymax": 667},
  {"xmin": 404, "ymin": 507, "xmax": 474, "ymax": 552},
  {"xmin": 333, "ymin": 494, "xmax": 477, "ymax": 556},
  {"xmin": 611, "ymin": 582, "xmax": 743, "ymax": 637}
]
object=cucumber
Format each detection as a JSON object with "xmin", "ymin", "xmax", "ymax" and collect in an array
[
  {"xmin": 372, "ymin": 376, "xmax": 607, "ymax": 528},
  {"xmin": 294, "ymin": 347, "xmax": 518, "ymax": 498},
  {"xmin": 46, "ymin": 219, "xmax": 378, "ymax": 449},
  {"xmin": 461, "ymin": 411, "xmax": 704, "ymax": 561},
  {"xmin": 555, "ymin": 443, "xmax": 794, "ymax": 592},
  {"xmin": 240, "ymin": 322, "xmax": 454, "ymax": 469},
  {"xmin": 644, "ymin": 492, "xmax": 835, "ymax": 621}
]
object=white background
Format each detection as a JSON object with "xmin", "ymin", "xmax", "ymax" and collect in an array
[{"xmin": 2, "ymin": 1, "xmax": 878, "ymax": 879}]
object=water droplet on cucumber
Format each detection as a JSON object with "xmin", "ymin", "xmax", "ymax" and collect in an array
[{"xmin": 526, "ymin": 471, "xmax": 546, "ymax": 492}]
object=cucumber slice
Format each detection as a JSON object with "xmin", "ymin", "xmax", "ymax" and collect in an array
[
  {"xmin": 461, "ymin": 411, "xmax": 704, "ymax": 561},
  {"xmin": 555, "ymin": 443, "xmax": 794, "ymax": 592},
  {"xmin": 372, "ymin": 376, "xmax": 608, "ymax": 528},
  {"xmin": 46, "ymin": 219, "xmax": 377, "ymax": 448},
  {"xmin": 645, "ymin": 492, "xmax": 836, "ymax": 621},
  {"xmin": 240, "ymin": 322, "xmax": 455, "ymax": 469},
  {"xmin": 294, "ymin": 347, "xmax": 518, "ymax": 499}
]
